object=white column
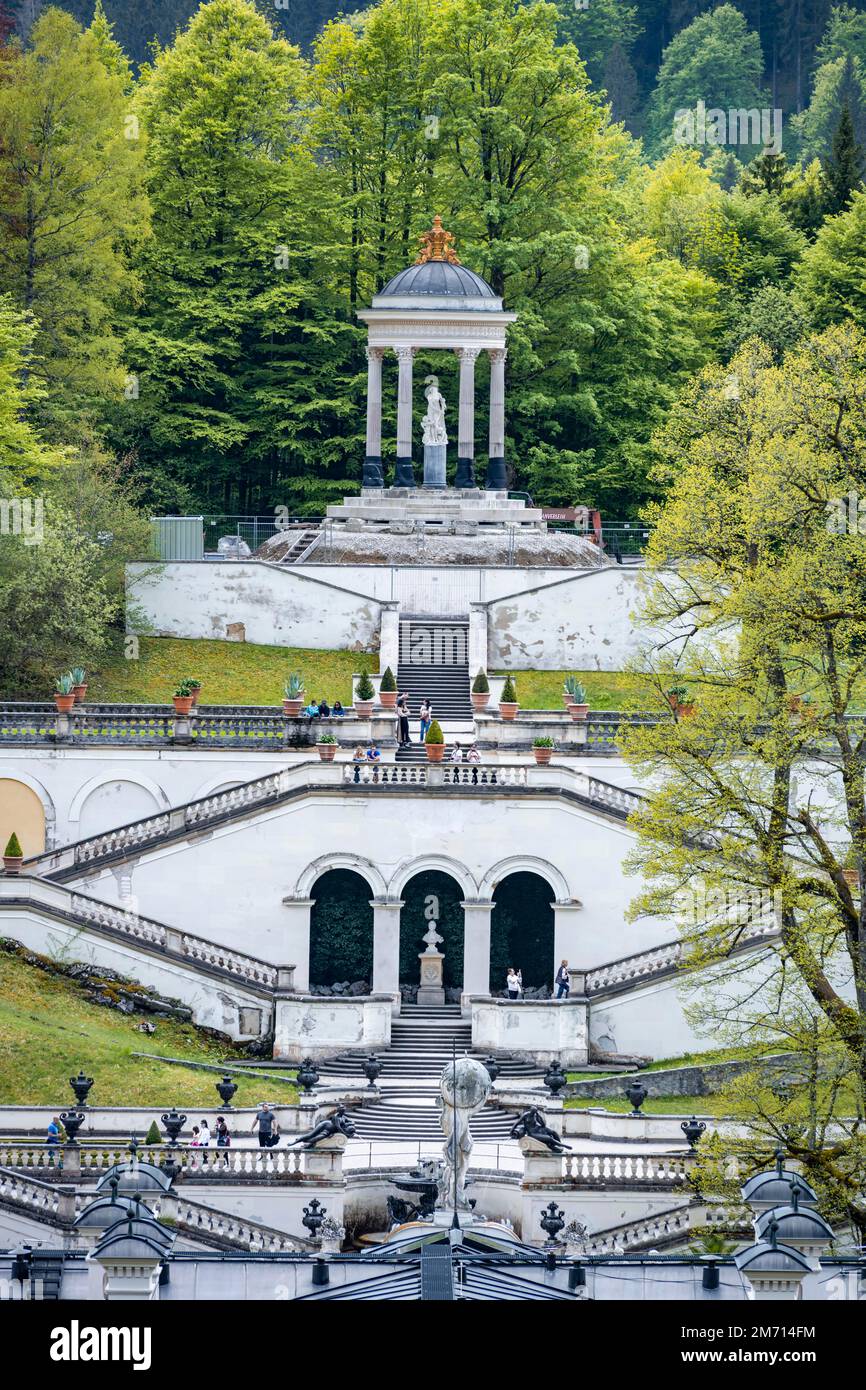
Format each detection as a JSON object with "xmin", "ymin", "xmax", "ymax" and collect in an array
[
  {"xmin": 552, "ymin": 900, "xmax": 583, "ymax": 975},
  {"xmin": 281, "ymin": 894, "xmax": 315, "ymax": 992},
  {"xmin": 394, "ymin": 345, "xmax": 416, "ymax": 486},
  {"xmin": 363, "ymin": 346, "xmax": 385, "ymax": 486},
  {"xmin": 371, "ymin": 896, "xmax": 403, "ymax": 1011},
  {"xmin": 461, "ymin": 898, "xmax": 494, "ymax": 1011},
  {"xmin": 455, "ymin": 346, "xmax": 480, "ymax": 488},
  {"xmin": 486, "ymin": 346, "xmax": 507, "ymax": 490}
]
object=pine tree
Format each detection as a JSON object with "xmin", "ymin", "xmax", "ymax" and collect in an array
[{"xmin": 822, "ymin": 100, "xmax": 866, "ymax": 213}]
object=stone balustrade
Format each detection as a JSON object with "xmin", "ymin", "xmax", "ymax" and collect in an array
[
  {"xmin": 582, "ymin": 1204, "xmax": 694, "ymax": 1254},
  {"xmin": 558, "ymin": 1152, "xmax": 693, "ymax": 1186},
  {"xmin": 0, "ymin": 1166, "xmax": 83, "ymax": 1221},
  {"xmin": 585, "ymin": 916, "xmax": 780, "ymax": 996},
  {"xmin": 0, "ymin": 1142, "xmax": 336, "ymax": 1183},
  {"xmin": 157, "ymin": 1192, "xmax": 309, "ymax": 1251}
]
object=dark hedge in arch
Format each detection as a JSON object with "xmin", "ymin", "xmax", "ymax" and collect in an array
[
  {"xmin": 309, "ymin": 869, "xmax": 374, "ymax": 986},
  {"xmin": 399, "ymin": 870, "xmax": 465, "ymax": 988},
  {"xmin": 489, "ymin": 872, "xmax": 555, "ymax": 991}
]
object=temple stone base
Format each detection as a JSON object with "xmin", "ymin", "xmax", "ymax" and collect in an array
[{"xmin": 326, "ymin": 488, "xmax": 545, "ymax": 531}]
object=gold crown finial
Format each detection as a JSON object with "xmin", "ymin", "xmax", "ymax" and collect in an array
[{"xmin": 415, "ymin": 215, "xmax": 461, "ymax": 265}]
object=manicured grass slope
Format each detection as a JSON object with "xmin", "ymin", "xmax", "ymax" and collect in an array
[
  {"xmin": 492, "ymin": 669, "xmax": 649, "ymax": 710},
  {"xmin": 89, "ymin": 636, "xmax": 373, "ymax": 707},
  {"xmin": 0, "ymin": 951, "xmax": 294, "ymax": 1107}
]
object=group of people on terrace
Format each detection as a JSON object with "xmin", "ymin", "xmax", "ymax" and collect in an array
[{"xmin": 304, "ymin": 698, "xmax": 345, "ymax": 718}]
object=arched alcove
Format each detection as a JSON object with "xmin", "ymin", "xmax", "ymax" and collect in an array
[
  {"xmin": 308, "ymin": 869, "xmax": 374, "ymax": 988},
  {"xmin": 490, "ymin": 872, "xmax": 555, "ymax": 993},
  {"xmin": 400, "ymin": 869, "xmax": 464, "ymax": 989},
  {"xmin": 0, "ymin": 778, "xmax": 47, "ymax": 857}
]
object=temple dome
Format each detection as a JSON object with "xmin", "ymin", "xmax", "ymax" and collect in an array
[{"xmin": 377, "ymin": 260, "xmax": 498, "ymax": 302}]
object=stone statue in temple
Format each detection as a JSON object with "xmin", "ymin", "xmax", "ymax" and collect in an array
[{"xmin": 421, "ymin": 376, "xmax": 448, "ymax": 446}]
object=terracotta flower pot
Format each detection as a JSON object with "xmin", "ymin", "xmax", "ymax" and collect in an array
[
  {"xmin": 567, "ymin": 702, "xmax": 589, "ymax": 721},
  {"xmin": 425, "ymin": 743, "xmax": 446, "ymax": 762},
  {"xmin": 3, "ymin": 855, "xmax": 23, "ymax": 875},
  {"xmin": 378, "ymin": 690, "xmax": 397, "ymax": 709},
  {"xmin": 317, "ymin": 743, "xmax": 338, "ymax": 761},
  {"xmin": 189, "ymin": 686, "xmax": 201, "ymax": 707},
  {"xmin": 354, "ymin": 700, "xmax": 374, "ymax": 718},
  {"xmin": 72, "ymin": 683, "xmax": 88, "ymax": 704},
  {"xmin": 172, "ymin": 695, "xmax": 194, "ymax": 715},
  {"xmin": 54, "ymin": 694, "xmax": 75, "ymax": 713},
  {"xmin": 562, "ymin": 691, "xmax": 574, "ymax": 707},
  {"xmin": 677, "ymin": 702, "xmax": 696, "ymax": 719},
  {"xmin": 533, "ymin": 746, "xmax": 553, "ymax": 764},
  {"xmin": 499, "ymin": 702, "xmax": 519, "ymax": 722},
  {"xmin": 282, "ymin": 698, "xmax": 304, "ymax": 717},
  {"xmin": 471, "ymin": 692, "xmax": 491, "ymax": 710}
]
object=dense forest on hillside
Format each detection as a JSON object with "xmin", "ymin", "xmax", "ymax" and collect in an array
[{"xmin": 1, "ymin": 0, "xmax": 866, "ymax": 536}]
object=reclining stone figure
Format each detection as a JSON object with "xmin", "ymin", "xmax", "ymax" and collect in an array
[{"xmin": 509, "ymin": 1107, "xmax": 572, "ymax": 1154}]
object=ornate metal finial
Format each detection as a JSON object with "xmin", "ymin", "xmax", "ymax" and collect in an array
[{"xmin": 415, "ymin": 215, "xmax": 461, "ymax": 265}]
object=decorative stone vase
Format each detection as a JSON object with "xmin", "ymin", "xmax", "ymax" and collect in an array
[
  {"xmin": 54, "ymin": 693, "xmax": 75, "ymax": 713},
  {"xmin": 317, "ymin": 742, "xmax": 338, "ymax": 761},
  {"xmin": 282, "ymin": 697, "xmax": 304, "ymax": 717},
  {"xmin": 533, "ymin": 746, "xmax": 553, "ymax": 765},
  {"xmin": 378, "ymin": 690, "xmax": 397, "ymax": 710},
  {"xmin": 3, "ymin": 853, "xmax": 23, "ymax": 874},
  {"xmin": 354, "ymin": 700, "xmax": 374, "ymax": 718},
  {"xmin": 425, "ymin": 742, "xmax": 445, "ymax": 762},
  {"xmin": 172, "ymin": 695, "xmax": 194, "ymax": 715},
  {"xmin": 568, "ymin": 702, "xmax": 589, "ymax": 721},
  {"xmin": 499, "ymin": 702, "xmax": 519, "ymax": 721},
  {"xmin": 215, "ymin": 1075, "xmax": 237, "ymax": 1107},
  {"xmin": 69, "ymin": 1071, "xmax": 94, "ymax": 1106},
  {"xmin": 470, "ymin": 691, "xmax": 490, "ymax": 711},
  {"xmin": 72, "ymin": 683, "xmax": 88, "ymax": 703}
]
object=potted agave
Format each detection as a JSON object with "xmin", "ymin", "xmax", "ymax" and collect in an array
[
  {"xmin": 563, "ymin": 674, "xmax": 579, "ymax": 708},
  {"xmin": 317, "ymin": 732, "xmax": 338, "ymax": 762},
  {"xmin": 499, "ymin": 674, "xmax": 519, "ymax": 721},
  {"xmin": 71, "ymin": 667, "xmax": 88, "ymax": 703},
  {"xmin": 354, "ymin": 668, "xmax": 375, "ymax": 719},
  {"xmin": 378, "ymin": 666, "xmax": 397, "ymax": 710},
  {"xmin": 282, "ymin": 674, "xmax": 304, "ymax": 717},
  {"xmin": 471, "ymin": 670, "xmax": 490, "ymax": 711},
  {"xmin": 54, "ymin": 672, "xmax": 76, "ymax": 713},
  {"xmin": 187, "ymin": 678, "xmax": 202, "ymax": 707},
  {"xmin": 172, "ymin": 680, "xmax": 195, "ymax": 716},
  {"xmin": 532, "ymin": 736, "xmax": 554, "ymax": 765},
  {"xmin": 425, "ymin": 719, "xmax": 446, "ymax": 762},
  {"xmin": 567, "ymin": 680, "xmax": 589, "ymax": 721},
  {"xmin": 3, "ymin": 832, "xmax": 24, "ymax": 875}
]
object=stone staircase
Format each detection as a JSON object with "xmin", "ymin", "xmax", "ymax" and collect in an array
[{"xmin": 395, "ymin": 619, "xmax": 473, "ymax": 760}]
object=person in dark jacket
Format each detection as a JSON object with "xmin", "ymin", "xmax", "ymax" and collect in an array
[{"xmin": 555, "ymin": 960, "xmax": 570, "ymax": 999}]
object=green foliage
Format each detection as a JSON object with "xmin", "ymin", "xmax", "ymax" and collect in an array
[
  {"xmin": 145, "ymin": 1119, "xmax": 162, "ymax": 1146},
  {"xmin": 3, "ymin": 833, "xmax": 23, "ymax": 858},
  {"xmin": 795, "ymin": 190, "xmax": 866, "ymax": 327},
  {"xmin": 379, "ymin": 666, "xmax": 397, "ymax": 692},
  {"xmin": 425, "ymin": 719, "xmax": 444, "ymax": 744},
  {"xmin": 822, "ymin": 101, "xmax": 866, "ymax": 214},
  {"xmin": 500, "ymin": 674, "xmax": 517, "ymax": 703},
  {"xmin": 356, "ymin": 669, "xmax": 375, "ymax": 702},
  {"xmin": 724, "ymin": 284, "xmax": 808, "ymax": 362},
  {"xmin": 318, "ymin": 733, "xmax": 338, "ymax": 743},
  {"xmin": 399, "ymin": 871, "xmax": 463, "ymax": 987},
  {"xmin": 532, "ymin": 736, "xmax": 554, "ymax": 747},
  {"xmin": 309, "ymin": 869, "xmax": 373, "ymax": 985},
  {"xmin": 70, "ymin": 668, "xmax": 87, "ymax": 685},
  {"xmin": 284, "ymin": 673, "xmax": 304, "ymax": 698},
  {"xmin": 55, "ymin": 673, "xmax": 74, "ymax": 696},
  {"xmin": 173, "ymin": 680, "xmax": 194, "ymax": 697},
  {"xmin": 791, "ymin": 53, "xmax": 866, "ymax": 166},
  {"xmin": 471, "ymin": 670, "xmax": 489, "ymax": 693},
  {"xmin": 489, "ymin": 872, "xmax": 554, "ymax": 989},
  {"xmin": 566, "ymin": 677, "xmax": 587, "ymax": 702}
]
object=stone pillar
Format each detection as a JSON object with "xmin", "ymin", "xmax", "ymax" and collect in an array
[
  {"xmin": 281, "ymin": 895, "xmax": 315, "ymax": 993},
  {"xmin": 553, "ymin": 900, "xmax": 583, "ymax": 970},
  {"xmin": 363, "ymin": 347, "xmax": 385, "ymax": 487},
  {"xmin": 468, "ymin": 603, "xmax": 488, "ymax": 680},
  {"xmin": 461, "ymin": 899, "xmax": 494, "ymax": 1011},
  {"xmin": 455, "ymin": 346, "xmax": 480, "ymax": 488},
  {"xmin": 378, "ymin": 603, "xmax": 400, "ymax": 678},
  {"xmin": 393, "ymin": 345, "xmax": 416, "ymax": 488},
  {"xmin": 371, "ymin": 897, "xmax": 403, "ymax": 1012},
  {"xmin": 486, "ymin": 347, "xmax": 507, "ymax": 491}
]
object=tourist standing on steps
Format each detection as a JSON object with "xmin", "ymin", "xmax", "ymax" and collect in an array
[
  {"xmin": 506, "ymin": 967, "xmax": 520, "ymax": 1000},
  {"xmin": 397, "ymin": 692, "xmax": 411, "ymax": 746},
  {"xmin": 215, "ymin": 1116, "xmax": 231, "ymax": 1164},
  {"xmin": 199, "ymin": 1118, "xmax": 211, "ymax": 1147},
  {"xmin": 251, "ymin": 1103, "xmax": 277, "ymax": 1148},
  {"xmin": 450, "ymin": 742, "xmax": 464, "ymax": 763},
  {"xmin": 555, "ymin": 959, "xmax": 570, "ymax": 999},
  {"xmin": 419, "ymin": 698, "xmax": 432, "ymax": 743}
]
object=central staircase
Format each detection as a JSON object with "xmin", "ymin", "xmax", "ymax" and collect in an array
[{"xmin": 395, "ymin": 617, "xmax": 472, "ymax": 765}]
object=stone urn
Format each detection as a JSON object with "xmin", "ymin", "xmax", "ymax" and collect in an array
[
  {"xmin": 69, "ymin": 1071, "xmax": 94, "ymax": 1107},
  {"xmin": 317, "ymin": 741, "xmax": 338, "ymax": 761}
]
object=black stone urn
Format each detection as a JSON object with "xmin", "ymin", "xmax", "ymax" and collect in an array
[
  {"xmin": 59, "ymin": 1111, "xmax": 85, "ymax": 1144},
  {"xmin": 482, "ymin": 1055, "xmax": 501, "ymax": 1084},
  {"xmin": 625, "ymin": 1080, "xmax": 648, "ymax": 1116},
  {"xmin": 215, "ymin": 1075, "xmax": 238, "ymax": 1108},
  {"xmin": 539, "ymin": 1201, "xmax": 566, "ymax": 1244},
  {"xmin": 161, "ymin": 1110, "xmax": 187, "ymax": 1146},
  {"xmin": 69, "ymin": 1071, "xmax": 94, "ymax": 1107},
  {"xmin": 361, "ymin": 1054, "xmax": 382, "ymax": 1088},
  {"xmin": 543, "ymin": 1061, "xmax": 568, "ymax": 1097},
  {"xmin": 302, "ymin": 1198, "xmax": 327, "ymax": 1240},
  {"xmin": 681, "ymin": 1116, "xmax": 707, "ymax": 1150},
  {"xmin": 296, "ymin": 1058, "xmax": 320, "ymax": 1094}
]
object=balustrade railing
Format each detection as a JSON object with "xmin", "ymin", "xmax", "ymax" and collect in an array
[
  {"xmin": 159, "ymin": 1194, "xmax": 307, "ymax": 1251},
  {"xmin": 0, "ymin": 1166, "xmax": 83, "ymax": 1220},
  {"xmin": 0, "ymin": 1142, "xmax": 307, "ymax": 1179},
  {"xmin": 586, "ymin": 916, "xmax": 780, "ymax": 995},
  {"xmin": 559, "ymin": 1153, "xmax": 692, "ymax": 1185},
  {"xmin": 582, "ymin": 1204, "xmax": 694, "ymax": 1254}
]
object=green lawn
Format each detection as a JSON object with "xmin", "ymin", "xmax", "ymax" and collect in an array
[
  {"xmin": 89, "ymin": 636, "xmax": 374, "ymax": 707},
  {"xmin": 492, "ymin": 669, "xmax": 650, "ymax": 711},
  {"xmin": 0, "ymin": 949, "xmax": 296, "ymax": 1109},
  {"xmin": 564, "ymin": 1094, "xmax": 733, "ymax": 1115}
]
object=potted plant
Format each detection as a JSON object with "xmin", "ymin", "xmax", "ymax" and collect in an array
[
  {"xmin": 282, "ymin": 674, "xmax": 304, "ymax": 717},
  {"xmin": 54, "ymin": 672, "xmax": 75, "ymax": 713},
  {"xmin": 172, "ymin": 680, "xmax": 195, "ymax": 716},
  {"xmin": 471, "ymin": 670, "xmax": 490, "ymax": 710},
  {"xmin": 563, "ymin": 674, "xmax": 579, "ymax": 708},
  {"xmin": 317, "ymin": 733, "xmax": 339, "ymax": 762},
  {"xmin": 70, "ymin": 666, "xmax": 88, "ymax": 703},
  {"xmin": 187, "ymin": 678, "xmax": 202, "ymax": 707},
  {"xmin": 499, "ymin": 674, "xmax": 519, "ymax": 721},
  {"xmin": 666, "ymin": 684, "xmax": 688, "ymax": 712},
  {"xmin": 378, "ymin": 666, "xmax": 397, "ymax": 710},
  {"xmin": 532, "ymin": 736, "xmax": 554, "ymax": 764},
  {"xmin": 3, "ymin": 832, "xmax": 24, "ymax": 875},
  {"xmin": 425, "ymin": 719, "xmax": 446, "ymax": 761},
  {"xmin": 354, "ymin": 668, "xmax": 375, "ymax": 718},
  {"xmin": 567, "ymin": 680, "xmax": 589, "ymax": 720}
]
